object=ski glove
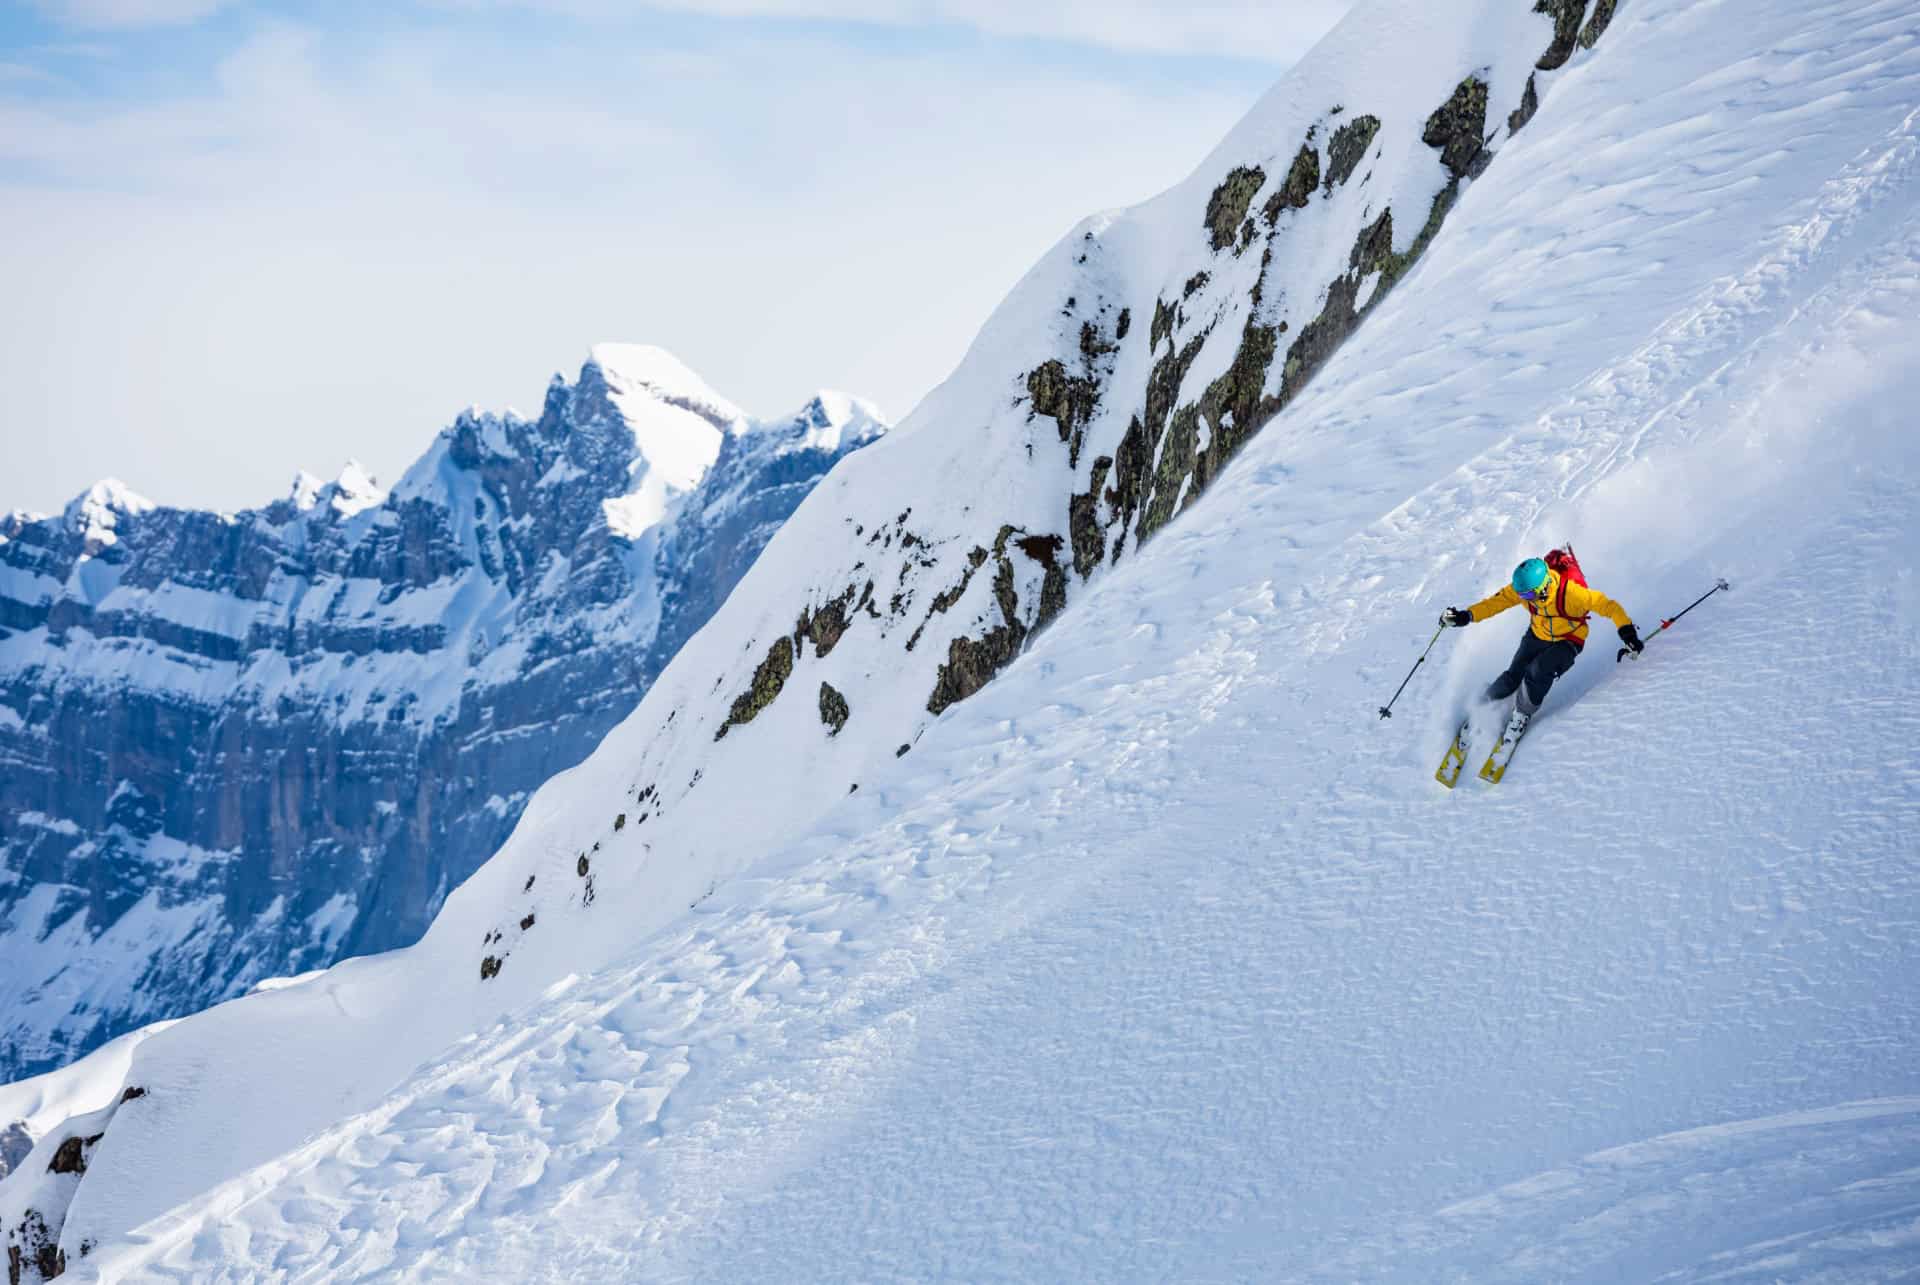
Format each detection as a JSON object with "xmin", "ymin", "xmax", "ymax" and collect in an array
[
  {"xmin": 1440, "ymin": 608, "xmax": 1472, "ymax": 628},
  {"xmin": 1618, "ymin": 622, "xmax": 1644, "ymax": 653}
]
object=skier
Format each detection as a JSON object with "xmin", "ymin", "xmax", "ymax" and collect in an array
[{"xmin": 1440, "ymin": 556, "xmax": 1642, "ymax": 719}]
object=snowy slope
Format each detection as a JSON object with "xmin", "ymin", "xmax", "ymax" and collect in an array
[
  {"xmin": 8, "ymin": 0, "xmax": 1920, "ymax": 1277},
  {"xmin": 0, "ymin": 348, "xmax": 885, "ymax": 1084}
]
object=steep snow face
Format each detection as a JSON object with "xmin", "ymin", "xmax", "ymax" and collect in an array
[
  {"xmin": 589, "ymin": 342, "xmax": 741, "ymax": 536},
  {"xmin": 11, "ymin": 0, "xmax": 1920, "ymax": 1276},
  {"xmin": 0, "ymin": 350, "xmax": 885, "ymax": 1086},
  {"xmin": 589, "ymin": 343, "xmax": 745, "ymax": 450}
]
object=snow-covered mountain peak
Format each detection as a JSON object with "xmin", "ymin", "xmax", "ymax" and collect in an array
[
  {"xmin": 61, "ymin": 478, "xmax": 153, "ymax": 554},
  {"xmin": 582, "ymin": 345, "xmax": 736, "ymax": 496},
  {"xmin": 587, "ymin": 343, "xmax": 744, "ymax": 426},
  {"xmin": 776, "ymin": 389, "xmax": 888, "ymax": 452},
  {"xmin": 283, "ymin": 462, "xmax": 385, "ymax": 520},
  {"xmin": 287, "ymin": 469, "xmax": 325, "ymax": 511},
  {"xmin": 382, "ymin": 346, "xmax": 749, "ymax": 524},
  {"xmin": 328, "ymin": 460, "xmax": 384, "ymax": 517},
  {"xmin": 65, "ymin": 478, "xmax": 152, "ymax": 519}
]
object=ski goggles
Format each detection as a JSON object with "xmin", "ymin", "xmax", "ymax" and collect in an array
[{"xmin": 1518, "ymin": 586, "xmax": 1551, "ymax": 602}]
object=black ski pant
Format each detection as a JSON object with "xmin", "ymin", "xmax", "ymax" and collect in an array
[{"xmin": 1486, "ymin": 632, "xmax": 1579, "ymax": 714}]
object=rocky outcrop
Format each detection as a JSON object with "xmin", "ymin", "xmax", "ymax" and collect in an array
[
  {"xmin": 6, "ymin": 1207, "xmax": 61, "ymax": 1284},
  {"xmin": 818, "ymin": 682, "xmax": 849, "ymax": 735},
  {"xmin": 0, "ymin": 349, "xmax": 884, "ymax": 1082},
  {"xmin": 715, "ymin": 637, "xmax": 795, "ymax": 739},
  {"xmin": 1205, "ymin": 166, "xmax": 1268, "ymax": 252}
]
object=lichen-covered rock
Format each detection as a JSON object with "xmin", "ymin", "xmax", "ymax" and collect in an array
[
  {"xmin": 1140, "ymin": 405, "xmax": 1201, "ymax": 538},
  {"xmin": 1204, "ymin": 166, "xmax": 1267, "ymax": 251},
  {"xmin": 1509, "ymin": 73, "xmax": 1542, "ymax": 135},
  {"xmin": 925, "ymin": 527, "xmax": 1066, "ymax": 714},
  {"xmin": 1025, "ymin": 317, "xmax": 1123, "ymax": 466},
  {"xmin": 818, "ymin": 682, "xmax": 850, "ymax": 735},
  {"xmin": 1535, "ymin": 0, "xmax": 1591, "ymax": 70},
  {"xmin": 908, "ymin": 550, "xmax": 987, "ymax": 652},
  {"xmin": 1111, "ymin": 332, "xmax": 1207, "ymax": 537},
  {"xmin": 1069, "ymin": 456, "xmax": 1114, "ymax": 577},
  {"xmin": 1016, "ymin": 535, "xmax": 1068, "ymax": 627},
  {"xmin": 1265, "ymin": 145, "xmax": 1321, "ymax": 221},
  {"xmin": 1150, "ymin": 298, "xmax": 1176, "ymax": 351},
  {"xmin": 1184, "ymin": 320, "xmax": 1282, "ymax": 507},
  {"xmin": 1325, "ymin": 114, "xmax": 1382, "ymax": 188},
  {"xmin": 715, "ymin": 636, "xmax": 795, "ymax": 740},
  {"xmin": 796, "ymin": 589, "xmax": 854, "ymax": 659},
  {"xmin": 927, "ymin": 627, "xmax": 1023, "ymax": 716},
  {"xmin": 1026, "ymin": 360, "xmax": 1090, "ymax": 444},
  {"xmin": 1147, "ymin": 68, "xmax": 1518, "ymax": 540},
  {"xmin": 1422, "ymin": 75, "xmax": 1491, "ymax": 178},
  {"xmin": 1579, "ymin": 0, "xmax": 1617, "ymax": 48}
]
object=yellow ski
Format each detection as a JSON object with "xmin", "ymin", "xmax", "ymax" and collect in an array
[
  {"xmin": 1478, "ymin": 710, "xmax": 1532, "ymax": 784},
  {"xmin": 1435, "ymin": 721, "xmax": 1472, "ymax": 789}
]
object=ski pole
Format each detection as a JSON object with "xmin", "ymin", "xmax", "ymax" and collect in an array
[
  {"xmin": 1618, "ymin": 578, "xmax": 1730, "ymax": 662},
  {"xmin": 1379, "ymin": 624, "xmax": 1445, "ymax": 719}
]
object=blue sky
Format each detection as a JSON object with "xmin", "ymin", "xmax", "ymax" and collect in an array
[{"xmin": 1, "ymin": 0, "xmax": 1353, "ymax": 513}]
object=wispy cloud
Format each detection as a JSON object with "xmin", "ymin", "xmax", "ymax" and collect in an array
[
  {"xmin": 30, "ymin": 40, "xmax": 121, "ymax": 57},
  {"xmin": 0, "ymin": 6, "xmax": 1353, "ymax": 512},
  {"xmin": 27, "ymin": 0, "xmax": 242, "ymax": 29},
  {"xmin": 432, "ymin": 0, "xmax": 1354, "ymax": 62},
  {"xmin": 0, "ymin": 62, "xmax": 63, "ymax": 84}
]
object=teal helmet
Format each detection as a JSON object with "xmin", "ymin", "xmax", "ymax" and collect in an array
[{"xmin": 1512, "ymin": 557, "xmax": 1551, "ymax": 599}]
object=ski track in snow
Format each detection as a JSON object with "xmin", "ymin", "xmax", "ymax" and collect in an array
[{"xmin": 83, "ymin": 0, "xmax": 1920, "ymax": 1279}]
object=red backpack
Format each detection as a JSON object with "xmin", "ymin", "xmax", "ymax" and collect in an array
[{"xmin": 1543, "ymin": 545, "xmax": 1590, "ymax": 631}]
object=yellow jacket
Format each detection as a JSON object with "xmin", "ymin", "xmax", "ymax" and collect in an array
[{"xmin": 1469, "ymin": 570, "xmax": 1633, "ymax": 645}]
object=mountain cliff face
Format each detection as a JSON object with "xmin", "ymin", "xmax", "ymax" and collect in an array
[{"xmin": 0, "ymin": 345, "xmax": 885, "ymax": 1083}]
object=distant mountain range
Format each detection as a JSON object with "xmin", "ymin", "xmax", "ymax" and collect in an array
[{"xmin": 0, "ymin": 344, "xmax": 885, "ymax": 1081}]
